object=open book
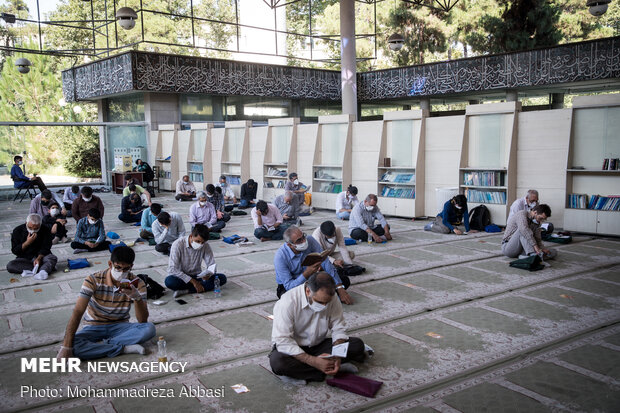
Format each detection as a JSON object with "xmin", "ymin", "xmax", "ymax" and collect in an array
[{"xmin": 302, "ymin": 250, "xmax": 330, "ymax": 267}]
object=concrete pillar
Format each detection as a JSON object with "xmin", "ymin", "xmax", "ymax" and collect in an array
[
  {"xmin": 550, "ymin": 93, "xmax": 565, "ymax": 109},
  {"xmin": 419, "ymin": 98, "xmax": 431, "ymax": 111},
  {"xmin": 340, "ymin": 0, "xmax": 357, "ymax": 120},
  {"xmin": 97, "ymin": 100, "xmax": 109, "ymax": 185},
  {"xmin": 505, "ymin": 89, "xmax": 519, "ymax": 102}
]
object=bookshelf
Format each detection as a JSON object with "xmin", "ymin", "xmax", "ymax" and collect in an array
[
  {"xmin": 459, "ymin": 103, "xmax": 519, "ymax": 226},
  {"xmin": 377, "ymin": 110, "xmax": 426, "ymax": 218},
  {"xmin": 186, "ymin": 123, "xmax": 212, "ymax": 191},
  {"xmin": 564, "ymin": 95, "xmax": 620, "ymax": 235},
  {"xmin": 312, "ymin": 115, "xmax": 354, "ymax": 210},
  {"xmin": 263, "ymin": 118, "xmax": 298, "ymax": 201},
  {"xmin": 220, "ymin": 121, "xmax": 251, "ymax": 190},
  {"xmin": 154, "ymin": 124, "xmax": 179, "ymax": 191}
]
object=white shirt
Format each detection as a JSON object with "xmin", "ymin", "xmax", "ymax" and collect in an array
[
  {"xmin": 508, "ymin": 197, "xmax": 537, "ymax": 221},
  {"xmin": 311, "ymin": 226, "xmax": 353, "ymax": 265},
  {"xmin": 271, "ymin": 284, "xmax": 348, "ymax": 356},
  {"xmin": 335, "ymin": 191, "xmax": 358, "ymax": 213},
  {"xmin": 218, "ymin": 182, "xmax": 235, "ymax": 200}
]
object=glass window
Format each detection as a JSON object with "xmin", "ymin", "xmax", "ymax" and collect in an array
[
  {"xmin": 300, "ymin": 100, "xmax": 342, "ymax": 122},
  {"xmin": 224, "ymin": 127, "xmax": 245, "ymax": 162},
  {"xmin": 467, "ymin": 114, "xmax": 512, "ymax": 168},
  {"xmin": 386, "ymin": 120, "xmax": 419, "ymax": 167},
  {"xmin": 106, "ymin": 126, "xmax": 147, "ymax": 170},
  {"xmin": 191, "ymin": 129, "xmax": 206, "ymax": 162},
  {"xmin": 106, "ymin": 95, "xmax": 145, "ymax": 122},
  {"xmin": 321, "ymin": 123, "xmax": 347, "ymax": 165},
  {"xmin": 573, "ymin": 107, "xmax": 620, "ymax": 168},
  {"xmin": 271, "ymin": 126, "xmax": 291, "ymax": 164}
]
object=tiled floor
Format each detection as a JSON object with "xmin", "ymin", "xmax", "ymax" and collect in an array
[{"xmin": 0, "ymin": 190, "xmax": 618, "ymax": 412}]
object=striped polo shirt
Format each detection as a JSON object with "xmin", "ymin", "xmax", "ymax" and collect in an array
[{"xmin": 79, "ymin": 270, "xmax": 147, "ymax": 325}]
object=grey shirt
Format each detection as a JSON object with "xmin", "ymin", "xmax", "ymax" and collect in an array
[
  {"xmin": 152, "ymin": 212, "xmax": 186, "ymax": 245},
  {"xmin": 348, "ymin": 202, "xmax": 387, "ymax": 233},
  {"xmin": 274, "ymin": 194, "xmax": 298, "ymax": 219},
  {"xmin": 167, "ymin": 236, "xmax": 216, "ymax": 283}
]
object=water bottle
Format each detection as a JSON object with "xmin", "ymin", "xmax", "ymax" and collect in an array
[
  {"xmin": 157, "ymin": 336, "xmax": 167, "ymax": 362},
  {"xmin": 214, "ymin": 275, "xmax": 221, "ymax": 298}
]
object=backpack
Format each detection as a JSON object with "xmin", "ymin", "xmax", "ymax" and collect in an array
[
  {"xmin": 135, "ymin": 273, "xmax": 166, "ymax": 299},
  {"xmin": 337, "ymin": 264, "xmax": 366, "ymax": 277},
  {"xmin": 142, "ymin": 163, "xmax": 155, "ymax": 183},
  {"xmin": 469, "ymin": 205, "xmax": 491, "ymax": 231},
  {"xmin": 509, "ymin": 254, "xmax": 545, "ymax": 272}
]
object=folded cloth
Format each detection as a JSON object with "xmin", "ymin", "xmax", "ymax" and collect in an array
[
  {"xmin": 67, "ymin": 258, "xmax": 90, "ymax": 270},
  {"xmin": 326, "ymin": 373, "xmax": 382, "ymax": 398},
  {"xmin": 109, "ymin": 241, "xmax": 127, "ymax": 252},
  {"xmin": 484, "ymin": 224, "xmax": 501, "ymax": 233},
  {"xmin": 107, "ymin": 231, "xmax": 120, "ymax": 239},
  {"xmin": 344, "ymin": 237, "xmax": 357, "ymax": 246},
  {"xmin": 223, "ymin": 234, "xmax": 246, "ymax": 245}
]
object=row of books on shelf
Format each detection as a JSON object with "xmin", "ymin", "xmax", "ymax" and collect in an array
[
  {"xmin": 264, "ymin": 181, "xmax": 286, "ymax": 188},
  {"xmin": 267, "ymin": 167, "xmax": 287, "ymax": 177},
  {"xmin": 462, "ymin": 171, "xmax": 505, "ymax": 187},
  {"xmin": 568, "ymin": 194, "xmax": 620, "ymax": 211},
  {"xmin": 158, "ymin": 171, "xmax": 172, "ymax": 179},
  {"xmin": 464, "ymin": 189, "xmax": 507, "ymax": 204},
  {"xmin": 379, "ymin": 172, "xmax": 415, "ymax": 184},
  {"xmin": 188, "ymin": 173, "xmax": 203, "ymax": 183},
  {"xmin": 381, "ymin": 186, "xmax": 415, "ymax": 199},
  {"xmin": 188, "ymin": 163, "xmax": 203, "ymax": 173},
  {"xmin": 314, "ymin": 170, "xmax": 341, "ymax": 180},
  {"xmin": 318, "ymin": 183, "xmax": 342, "ymax": 193},
  {"xmin": 602, "ymin": 158, "xmax": 620, "ymax": 170},
  {"xmin": 224, "ymin": 176, "xmax": 241, "ymax": 185}
]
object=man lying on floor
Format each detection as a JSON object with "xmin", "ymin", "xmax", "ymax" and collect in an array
[
  {"xmin": 57, "ymin": 246, "xmax": 156, "ymax": 361},
  {"xmin": 269, "ymin": 272, "xmax": 366, "ymax": 385}
]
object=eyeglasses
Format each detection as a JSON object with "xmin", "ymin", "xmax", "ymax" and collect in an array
[{"xmin": 291, "ymin": 233, "xmax": 306, "ymax": 245}]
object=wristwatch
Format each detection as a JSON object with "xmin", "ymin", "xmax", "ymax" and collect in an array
[{"xmin": 336, "ymin": 285, "xmax": 344, "ymax": 290}]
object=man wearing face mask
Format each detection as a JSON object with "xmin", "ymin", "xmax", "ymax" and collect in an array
[
  {"xmin": 72, "ymin": 186, "xmax": 105, "ymax": 223},
  {"xmin": 56, "ymin": 247, "xmax": 156, "ymax": 361},
  {"xmin": 42, "ymin": 202, "xmax": 69, "ymax": 244},
  {"xmin": 71, "ymin": 209, "xmax": 111, "ymax": 254},
  {"xmin": 218, "ymin": 175, "xmax": 237, "ymax": 210},
  {"xmin": 284, "ymin": 172, "xmax": 312, "ymax": 214},
  {"xmin": 118, "ymin": 193, "xmax": 146, "ymax": 223},
  {"xmin": 8, "ymin": 214, "xmax": 57, "ymax": 280},
  {"xmin": 349, "ymin": 194, "xmax": 393, "ymax": 242},
  {"xmin": 335, "ymin": 185, "xmax": 359, "ymax": 220},
  {"xmin": 502, "ymin": 204, "xmax": 557, "ymax": 260},
  {"xmin": 273, "ymin": 191, "xmax": 301, "ymax": 226},
  {"xmin": 175, "ymin": 175, "xmax": 196, "ymax": 202},
  {"xmin": 312, "ymin": 221, "xmax": 354, "ymax": 268},
  {"xmin": 205, "ymin": 184, "xmax": 231, "ymax": 225},
  {"xmin": 429, "ymin": 194, "xmax": 477, "ymax": 235},
  {"xmin": 189, "ymin": 191, "xmax": 226, "ymax": 232},
  {"xmin": 508, "ymin": 189, "xmax": 554, "ymax": 237},
  {"xmin": 269, "ymin": 273, "xmax": 366, "ymax": 384},
  {"xmin": 251, "ymin": 200, "xmax": 285, "ymax": 241},
  {"xmin": 274, "ymin": 226, "xmax": 352, "ymax": 304},
  {"xmin": 10, "ymin": 155, "xmax": 47, "ymax": 191},
  {"xmin": 164, "ymin": 224, "xmax": 227, "ymax": 298},
  {"xmin": 29, "ymin": 189, "xmax": 66, "ymax": 218}
]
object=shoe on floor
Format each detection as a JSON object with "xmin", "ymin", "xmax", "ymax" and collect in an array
[
  {"xmin": 277, "ymin": 375, "xmax": 306, "ymax": 386},
  {"xmin": 73, "ymin": 249, "xmax": 89, "ymax": 254},
  {"xmin": 173, "ymin": 290, "xmax": 188, "ymax": 298}
]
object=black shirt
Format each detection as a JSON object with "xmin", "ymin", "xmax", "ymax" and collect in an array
[
  {"xmin": 121, "ymin": 196, "xmax": 145, "ymax": 213},
  {"xmin": 240, "ymin": 183, "xmax": 257, "ymax": 202},
  {"xmin": 11, "ymin": 223, "xmax": 53, "ymax": 259}
]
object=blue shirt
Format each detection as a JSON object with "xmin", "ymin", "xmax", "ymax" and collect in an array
[
  {"xmin": 140, "ymin": 207, "xmax": 158, "ymax": 233},
  {"xmin": 274, "ymin": 235, "xmax": 342, "ymax": 291},
  {"xmin": 74, "ymin": 217, "xmax": 106, "ymax": 244},
  {"xmin": 438, "ymin": 200, "xmax": 470, "ymax": 232},
  {"xmin": 10, "ymin": 164, "xmax": 30, "ymax": 188}
]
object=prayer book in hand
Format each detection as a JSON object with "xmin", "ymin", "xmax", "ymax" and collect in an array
[{"xmin": 301, "ymin": 250, "xmax": 330, "ymax": 267}]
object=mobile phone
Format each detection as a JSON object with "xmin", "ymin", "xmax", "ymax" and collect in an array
[{"xmin": 175, "ymin": 299, "xmax": 188, "ymax": 305}]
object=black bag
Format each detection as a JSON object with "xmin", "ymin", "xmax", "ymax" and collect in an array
[
  {"xmin": 469, "ymin": 205, "xmax": 491, "ymax": 231},
  {"xmin": 337, "ymin": 264, "xmax": 366, "ymax": 277},
  {"xmin": 231, "ymin": 210, "xmax": 248, "ymax": 216},
  {"xmin": 509, "ymin": 255, "xmax": 545, "ymax": 271},
  {"xmin": 135, "ymin": 273, "xmax": 166, "ymax": 299}
]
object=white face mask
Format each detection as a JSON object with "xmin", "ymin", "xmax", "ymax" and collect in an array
[
  {"xmin": 295, "ymin": 240, "xmax": 309, "ymax": 251},
  {"xmin": 27, "ymin": 227, "xmax": 39, "ymax": 234},
  {"xmin": 191, "ymin": 241, "xmax": 203, "ymax": 250},
  {"xmin": 309, "ymin": 298, "xmax": 326, "ymax": 313},
  {"xmin": 529, "ymin": 202, "xmax": 537, "ymax": 208},
  {"xmin": 88, "ymin": 218, "xmax": 97, "ymax": 225},
  {"xmin": 50, "ymin": 208, "xmax": 60, "ymax": 217},
  {"xmin": 82, "ymin": 196, "xmax": 92, "ymax": 202},
  {"xmin": 455, "ymin": 205, "xmax": 463, "ymax": 210},
  {"xmin": 199, "ymin": 201, "xmax": 206, "ymax": 207},
  {"xmin": 110, "ymin": 268, "xmax": 127, "ymax": 281},
  {"xmin": 293, "ymin": 179, "xmax": 299, "ymax": 185},
  {"xmin": 532, "ymin": 218, "xmax": 539, "ymax": 224},
  {"xmin": 365, "ymin": 205, "xmax": 374, "ymax": 211},
  {"xmin": 326, "ymin": 237, "xmax": 336, "ymax": 244}
]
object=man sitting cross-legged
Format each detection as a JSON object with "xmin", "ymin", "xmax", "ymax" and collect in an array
[
  {"xmin": 274, "ymin": 226, "xmax": 352, "ymax": 304},
  {"xmin": 152, "ymin": 211, "xmax": 186, "ymax": 256},
  {"xmin": 71, "ymin": 208, "xmax": 111, "ymax": 254},
  {"xmin": 269, "ymin": 272, "xmax": 367, "ymax": 385},
  {"xmin": 56, "ymin": 246, "xmax": 156, "ymax": 360},
  {"xmin": 164, "ymin": 224, "xmax": 227, "ymax": 298},
  {"xmin": 8, "ymin": 213, "xmax": 58, "ymax": 280}
]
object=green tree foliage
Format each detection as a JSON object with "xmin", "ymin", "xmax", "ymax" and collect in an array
[{"xmin": 470, "ymin": 0, "xmax": 562, "ymax": 53}]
